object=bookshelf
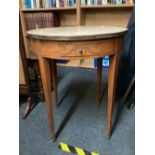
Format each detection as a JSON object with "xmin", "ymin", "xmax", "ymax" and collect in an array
[{"xmin": 19, "ymin": 0, "xmax": 134, "ymax": 68}]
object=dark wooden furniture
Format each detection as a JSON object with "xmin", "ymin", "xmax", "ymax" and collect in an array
[{"xmin": 27, "ymin": 26, "xmax": 127, "ymax": 141}]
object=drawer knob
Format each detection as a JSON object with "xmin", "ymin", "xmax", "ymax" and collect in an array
[{"xmin": 79, "ymin": 48, "xmax": 83, "ymax": 55}]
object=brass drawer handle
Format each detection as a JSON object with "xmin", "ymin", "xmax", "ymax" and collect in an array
[{"xmin": 79, "ymin": 48, "xmax": 83, "ymax": 55}]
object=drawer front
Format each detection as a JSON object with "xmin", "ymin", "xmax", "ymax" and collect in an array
[
  {"xmin": 59, "ymin": 40, "xmax": 115, "ymax": 57},
  {"xmin": 29, "ymin": 39, "xmax": 117, "ymax": 59}
]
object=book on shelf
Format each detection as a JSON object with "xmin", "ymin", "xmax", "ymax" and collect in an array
[
  {"xmin": 22, "ymin": 0, "xmax": 27, "ymax": 8},
  {"xmin": 80, "ymin": 0, "xmax": 133, "ymax": 6},
  {"xmin": 81, "ymin": 0, "xmax": 86, "ymax": 6},
  {"xmin": 21, "ymin": 0, "xmax": 77, "ymax": 9},
  {"xmin": 56, "ymin": 0, "xmax": 60, "ymax": 7},
  {"xmin": 24, "ymin": 12, "xmax": 60, "ymax": 30},
  {"xmin": 50, "ymin": 0, "xmax": 56, "ymax": 7},
  {"xmin": 21, "ymin": 0, "xmax": 134, "ymax": 9},
  {"xmin": 102, "ymin": 0, "xmax": 107, "ymax": 5},
  {"xmin": 64, "ymin": 0, "xmax": 68, "ymax": 7},
  {"xmin": 27, "ymin": 0, "xmax": 32, "ymax": 8}
]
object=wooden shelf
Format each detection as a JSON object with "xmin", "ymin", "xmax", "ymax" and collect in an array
[
  {"xmin": 20, "ymin": 4, "xmax": 134, "ymax": 12},
  {"xmin": 81, "ymin": 4, "xmax": 134, "ymax": 9},
  {"xmin": 20, "ymin": 7, "xmax": 76, "ymax": 12}
]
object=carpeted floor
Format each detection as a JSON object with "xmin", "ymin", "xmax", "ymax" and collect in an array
[{"xmin": 19, "ymin": 66, "xmax": 135, "ymax": 155}]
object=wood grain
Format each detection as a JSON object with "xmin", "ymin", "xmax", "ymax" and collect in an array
[
  {"xmin": 106, "ymin": 38, "xmax": 122, "ymax": 140},
  {"xmin": 38, "ymin": 57, "xmax": 55, "ymax": 140},
  {"xmin": 51, "ymin": 60, "xmax": 58, "ymax": 106},
  {"xmin": 84, "ymin": 9, "xmax": 132, "ymax": 27},
  {"xmin": 29, "ymin": 39, "xmax": 116, "ymax": 60}
]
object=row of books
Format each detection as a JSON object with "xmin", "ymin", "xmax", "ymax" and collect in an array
[
  {"xmin": 81, "ymin": 0, "xmax": 134, "ymax": 5},
  {"xmin": 21, "ymin": 0, "xmax": 133, "ymax": 8},
  {"xmin": 21, "ymin": 0, "xmax": 76, "ymax": 8},
  {"xmin": 24, "ymin": 12, "xmax": 60, "ymax": 30}
]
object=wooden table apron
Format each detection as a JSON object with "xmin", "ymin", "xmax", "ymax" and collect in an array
[{"xmin": 29, "ymin": 37, "xmax": 123, "ymax": 141}]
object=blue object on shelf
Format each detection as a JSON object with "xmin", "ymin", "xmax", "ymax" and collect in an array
[
  {"xmin": 27, "ymin": 0, "xmax": 32, "ymax": 8},
  {"xmin": 69, "ymin": 0, "xmax": 75, "ymax": 6},
  {"xmin": 94, "ymin": 56, "xmax": 109, "ymax": 70}
]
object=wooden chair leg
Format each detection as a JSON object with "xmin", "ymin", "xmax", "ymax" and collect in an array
[
  {"xmin": 39, "ymin": 57, "xmax": 55, "ymax": 141},
  {"xmin": 106, "ymin": 53, "xmax": 119, "ymax": 140},
  {"xmin": 51, "ymin": 60, "xmax": 58, "ymax": 106},
  {"xmin": 97, "ymin": 58, "xmax": 102, "ymax": 105}
]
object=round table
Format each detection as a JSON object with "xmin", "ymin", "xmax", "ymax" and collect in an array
[{"xmin": 27, "ymin": 26, "xmax": 127, "ymax": 141}]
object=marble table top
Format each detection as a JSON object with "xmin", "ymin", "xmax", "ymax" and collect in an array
[{"xmin": 27, "ymin": 26, "xmax": 127, "ymax": 41}]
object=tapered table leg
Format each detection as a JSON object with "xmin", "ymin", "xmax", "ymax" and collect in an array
[
  {"xmin": 97, "ymin": 57, "xmax": 103, "ymax": 105},
  {"xmin": 106, "ymin": 53, "xmax": 119, "ymax": 140},
  {"xmin": 39, "ymin": 57, "xmax": 55, "ymax": 141},
  {"xmin": 50, "ymin": 61, "xmax": 54, "ymax": 91},
  {"xmin": 51, "ymin": 60, "xmax": 58, "ymax": 106}
]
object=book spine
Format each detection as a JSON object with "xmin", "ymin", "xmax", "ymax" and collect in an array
[
  {"xmin": 41, "ymin": 0, "xmax": 45, "ymax": 7},
  {"xmin": 87, "ymin": 0, "xmax": 93, "ymax": 5},
  {"xmin": 36, "ymin": 0, "xmax": 40, "ymax": 8},
  {"xmin": 94, "ymin": 0, "xmax": 98, "ymax": 5},
  {"xmin": 64, "ymin": 0, "xmax": 68, "ymax": 6},
  {"xmin": 24, "ymin": 13, "xmax": 28, "ymax": 29},
  {"xmin": 56, "ymin": 0, "xmax": 60, "ymax": 7},
  {"xmin": 22, "ymin": 0, "xmax": 27, "ymax": 8},
  {"xmin": 112, "ymin": 0, "xmax": 117, "ymax": 4},
  {"xmin": 48, "ymin": 13, "xmax": 52, "ymax": 27},
  {"xmin": 50, "ymin": 0, "xmax": 56, "ymax": 7},
  {"xmin": 74, "ymin": 0, "xmax": 76, "ymax": 6},
  {"xmin": 107, "ymin": 0, "xmax": 111, "ymax": 4},
  {"xmin": 27, "ymin": 0, "xmax": 32, "ymax": 8},
  {"xmin": 102, "ymin": 0, "xmax": 107, "ymax": 4},
  {"xmin": 59, "ymin": 0, "xmax": 64, "ymax": 7},
  {"xmin": 46, "ymin": 0, "xmax": 50, "ymax": 8},
  {"xmin": 45, "ymin": 13, "xmax": 47, "ymax": 27},
  {"xmin": 97, "ymin": 0, "xmax": 101, "ymax": 5},
  {"xmin": 125, "ymin": 0, "xmax": 130, "ymax": 4},
  {"xmin": 69, "ymin": 0, "xmax": 75, "ymax": 6},
  {"xmin": 38, "ymin": 13, "xmax": 43, "ymax": 28},
  {"xmin": 50, "ymin": 0, "xmax": 53, "ymax": 7},
  {"xmin": 116, "ymin": 0, "xmax": 122, "ymax": 4},
  {"xmin": 30, "ymin": 0, "xmax": 34, "ymax": 8},
  {"xmin": 81, "ymin": 0, "xmax": 86, "ymax": 6}
]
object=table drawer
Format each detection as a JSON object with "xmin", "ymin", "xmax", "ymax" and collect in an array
[
  {"xmin": 29, "ymin": 39, "xmax": 116, "ymax": 59},
  {"xmin": 59, "ymin": 40, "xmax": 115, "ymax": 57}
]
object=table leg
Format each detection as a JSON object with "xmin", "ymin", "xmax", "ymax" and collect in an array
[
  {"xmin": 97, "ymin": 57, "xmax": 103, "ymax": 105},
  {"xmin": 51, "ymin": 60, "xmax": 58, "ymax": 106},
  {"xmin": 50, "ymin": 61, "xmax": 54, "ymax": 91},
  {"xmin": 39, "ymin": 57, "xmax": 55, "ymax": 141},
  {"xmin": 106, "ymin": 53, "xmax": 119, "ymax": 140}
]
